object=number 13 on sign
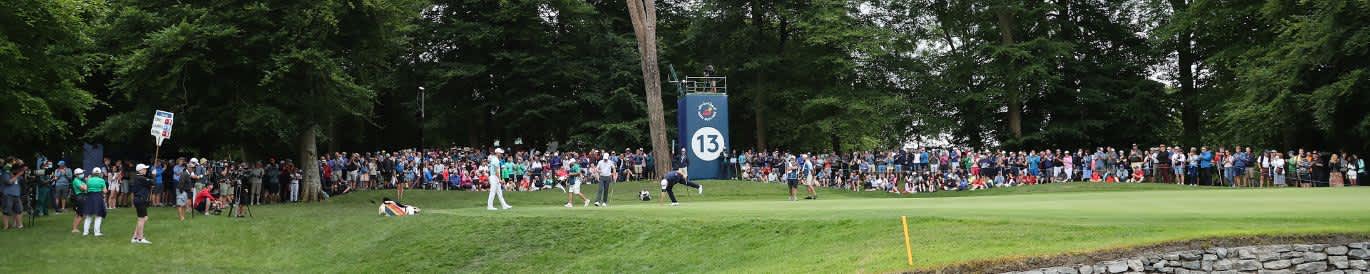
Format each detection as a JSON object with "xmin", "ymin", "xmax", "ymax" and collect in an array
[{"xmin": 691, "ymin": 127, "xmax": 724, "ymax": 161}]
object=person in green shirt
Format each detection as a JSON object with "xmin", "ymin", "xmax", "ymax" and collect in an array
[
  {"xmin": 69, "ymin": 169, "xmax": 86, "ymax": 234},
  {"xmin": 82, "ymin": 168, "xmax": 109, "ymax": 237}
]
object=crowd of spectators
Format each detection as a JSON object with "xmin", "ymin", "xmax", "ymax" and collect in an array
[
  {"xmin": 723, "ymin": 145, "xmax": 1364, "ymax": 193},
  {"xmin": 3, "ymin": 143, "xmax": 1365, "ymax": 227}
]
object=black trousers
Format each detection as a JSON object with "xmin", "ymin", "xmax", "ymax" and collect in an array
[{"xmin": 664, "ymin": 179, "xmax": 700, "ymax": 203}]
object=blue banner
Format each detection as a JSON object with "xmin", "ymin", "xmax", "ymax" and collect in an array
[{"xmin": 678, "ymin": 94, "xmax": 729, "ymax": 179}]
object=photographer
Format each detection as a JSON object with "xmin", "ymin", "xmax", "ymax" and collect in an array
[
  {"xmin": 129, "ymin": 164, "xmax": 152, "ymax": 244},
  {"xmin": 3, "ymin": 161, "xmax": 27, "ymax": 229},
  {"xmin": 33, "ymin": 161, "xmax": 51, "ymax": 217}
]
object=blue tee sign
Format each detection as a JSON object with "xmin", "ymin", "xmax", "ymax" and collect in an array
[{"xmin": 678, "ymin": 94, "xmax": 729, "ymax": 179}]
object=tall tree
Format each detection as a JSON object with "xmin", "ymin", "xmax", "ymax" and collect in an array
[
  {"xmin": 96, "ymin": 0, "xmax": 421, "ymax": 201},
  {"xmin": 625, "ymin": 0, "xmax": 672, "ymax": 176},
  {"xmin": 0, "ymin": 0, "xmax": 100, "ymax": 154}
]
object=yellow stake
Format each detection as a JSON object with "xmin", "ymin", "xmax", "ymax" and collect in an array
[{"xmin": 901, "ymin": 216, "xmax": 913, "ymax": 267}]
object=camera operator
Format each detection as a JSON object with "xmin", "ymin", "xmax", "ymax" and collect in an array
[
  {"xmin": 230, "ymin": 164, "xmax": 251, "ymax": 217},
  {"xmin": 3, "ymin": 161, "xmax": 28, "ymax": 229},
  {"xmin": 129, "ymin": 164, "xmax": 152, "ymax": 244},
  {"xmin": 33, "ymin": 161, "xmax": 52, "ymax": 217}
]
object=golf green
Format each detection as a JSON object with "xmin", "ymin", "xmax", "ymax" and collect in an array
[{"xmin": 2, "ymin": 182, "xmax": 1367, "ymax": 273}]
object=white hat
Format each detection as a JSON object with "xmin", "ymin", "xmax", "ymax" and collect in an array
[
  {"xmin": 136, "ymin": 164, "xmax": 149, "ymax": 171},
  {"xmin": 190, "ymin": 158, "xmax": 200, "ymax": 164},
  {"xmin": 494, "ymin": 148, "xmax": 505, "ymax": 154},
  {"xmin": 92, "ymin": 167, "xmax": 104, "ymax": 174},
  {"xmin": 74, "ymin": 168, "xmax": 85, "ymax": 175}
]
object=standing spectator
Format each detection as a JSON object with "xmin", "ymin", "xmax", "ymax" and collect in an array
[
  {"xmin": 1329, "ymin": 153, "xmax": 1344, "ymax": 187},
  {"xmin": 82, "ymin": 168, "xmax": 108, "ymax": 236},
  {"xmin": 2, "ymin": 162, "xmax": 27, "ymax": 229},
  {"xmin": 69, "ymin": 169, "xmax": 86, "ymax": 233},
  {"xmin": 129, "ymin": 164, "xmax": 152, "ymax": 244},
  {"xmin": 175, "ymin": 159, "xmax": 191, "ymax": 221},
  {"xmin": 53, "ymin": 161, "xmax": 72, "ymax": 213},
  {"xmin": 289, "ymin": 166, "xmax": 302, "ymax": 203},
  {"xmin": 1272, "ymin": 152, "xmax": 1287, "ymax": 187},
  {"xmin": 249, "ymin": 162, "xmax": 264, "ymax": 205}
]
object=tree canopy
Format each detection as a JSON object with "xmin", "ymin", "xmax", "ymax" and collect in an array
[{"xmin": 2, "ymin": 0, "xmax": 1369, "ymax": 158}]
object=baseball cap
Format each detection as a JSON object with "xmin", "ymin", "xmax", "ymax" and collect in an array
[{"xmin": 136, "ymin": 164, "xmax": 149, "ymax": 171}]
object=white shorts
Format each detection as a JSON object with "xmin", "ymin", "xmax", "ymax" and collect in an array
[{"xmin": 569, "ymin": 179, "xmax": 582, "ymax": 194}]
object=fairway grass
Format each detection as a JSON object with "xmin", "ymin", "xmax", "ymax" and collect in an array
[{"xmin": 2, "ymin": 182, "xmax": 1368, "ymax": 273}]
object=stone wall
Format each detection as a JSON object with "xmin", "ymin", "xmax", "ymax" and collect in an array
[{"xmin": 1005, "ymin": 242, "xmax": 1370, "ymax": 274}]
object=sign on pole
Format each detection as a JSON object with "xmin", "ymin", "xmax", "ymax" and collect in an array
[{"xmin": 150, "ymin": 110, "xmax": 174, "ymax": 146}]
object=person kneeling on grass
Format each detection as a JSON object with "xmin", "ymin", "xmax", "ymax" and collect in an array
[
  {"xmin": 658, "ymin": 168, "xmax": 702, "ymax": 206},
  {"xmin": 192, "ymin": 185, "xmax": 218, "ymax": 215}
]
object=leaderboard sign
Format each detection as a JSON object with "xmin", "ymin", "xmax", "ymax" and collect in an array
[
  {"xmin": 150, "ymin": 110, "xmax": 174, "ymax": 146},
  {"xmin": 678, "ymin": 93, "xmax": 729, "ymax": 179}
]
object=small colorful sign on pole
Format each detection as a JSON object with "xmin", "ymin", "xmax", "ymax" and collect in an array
[{"xmin": 150, "ymin": 110, "xmax": 174, "ymax": 146}]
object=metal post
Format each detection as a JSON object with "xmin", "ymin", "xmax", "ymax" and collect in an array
[{"xmin": 418, "ymin": 86, "xmax": 425, "ymax": 152}]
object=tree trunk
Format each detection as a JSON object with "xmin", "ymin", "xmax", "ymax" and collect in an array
[
  {"xmin": 1170, "ymin": 0, "xmax": 1200, "ymax": 147},
  {"xmin": 626, "ymin": 0, "xmax": 673, "ymax": 178},
  {"xmin": 299, "ymin": 124, "xmax": 322, "ymax": 202},
  {"xmin": 997, "ymin": 8, "xmax": 1022, "ymax": 140},
  {"xmin": 751, "ymin": 0, "xmax": 769, "ymax": 151}
]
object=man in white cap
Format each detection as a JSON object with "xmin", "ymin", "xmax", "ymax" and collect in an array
[
  {"xmin": 593, "ymin": 153, "xmax": 616, "ymax": 207},
  {"xmin": 129, "ymin": 164, "xmax": 152, "ymax": 244},
  {"xmin": 486, "ymin": 148, "xmax": 512, "ymax": 210}
]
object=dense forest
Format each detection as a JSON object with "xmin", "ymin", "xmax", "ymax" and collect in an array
[{"xmin": 3, "ymin": 0, "xmax": 1368, "ymax": 159}]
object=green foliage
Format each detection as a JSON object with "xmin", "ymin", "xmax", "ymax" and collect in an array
[
  {"xmin": 2, "ymin": 182, "xmax": 1369, "ymax": 272},
  {"xmin": 1214, "ymin": 0, "xmax": 1370, "ymax": 152},
  {"xmin": 5, "ymin": 0, "xmax": 1370, "ymax": 157},
  {"xmin": 91, "ymin": 0, "xmax": 422, "ymax": 157},
  {"xmin": 0, "ymin": 0, "xmax": 101, "ymax": 154}
]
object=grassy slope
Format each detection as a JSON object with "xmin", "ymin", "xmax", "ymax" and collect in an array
[{"xmin": 2, "ymin": 181, "xmax": 1368, "ymax": 273}]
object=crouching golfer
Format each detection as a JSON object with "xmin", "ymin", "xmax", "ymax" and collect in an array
[{"xmin": 659, "ymin": 168, "xmax": 703, "ymax": 206}]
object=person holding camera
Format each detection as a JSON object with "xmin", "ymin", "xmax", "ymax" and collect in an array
[
  {"xmin": 2, "ymin": 161, "xmax": 27, "ymax": 229},
  {"xmin": 129, "ymin": 164, "xmax": 152, "ymax": 244}
]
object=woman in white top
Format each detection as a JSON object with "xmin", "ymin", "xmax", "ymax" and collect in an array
[
  {"xmin": 1271, "ymin": 153, "xmax": 1286, "ymax": 187},
  {"xmin": 1171, "ymin": 149, "xmax": 1187, "ymax": 185}
]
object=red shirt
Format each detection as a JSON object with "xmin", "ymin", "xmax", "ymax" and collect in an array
[{"xmin": 193, "ymin": 188, "xmax": 214, "ymax": 207}]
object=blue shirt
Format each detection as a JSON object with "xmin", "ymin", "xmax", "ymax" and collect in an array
[{"xmin": 1200, "ymin": 151, "xmax": 1214, "ymax": 168}]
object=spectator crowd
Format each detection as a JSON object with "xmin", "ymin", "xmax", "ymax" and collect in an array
[
  {"xmin": 724, "ymin": 145, "xmax": 1364, "ymax": 193},
  {"xmin": 2, "ymin": 143, "xmax": 1365, "ymax": 231}
]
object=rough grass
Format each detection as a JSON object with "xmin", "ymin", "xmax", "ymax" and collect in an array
[{"xmin": 2, "ymin": 181, "xmax": 1368, "ymax": 273}]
